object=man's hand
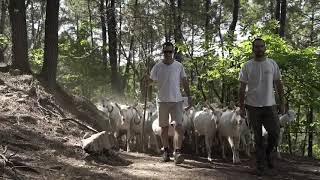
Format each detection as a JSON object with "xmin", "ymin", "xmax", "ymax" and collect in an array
[
  {"xmin": 184, "ymin": 96, "xmax": 193, "ymax": 111},
  {"xmin": 144, "ymin": 73, "xmax": 151, "ymax": 87},
  {"xmin": 240, "ymin": 106, "xmax": 246, "ymax": 118},
  {"xmin": 279, "ymin": 103, "xmax": 287, "ymax": 115}
]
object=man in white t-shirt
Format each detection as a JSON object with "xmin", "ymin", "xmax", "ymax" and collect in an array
[
  {"xmin": 238, "ymin": 38, "xmax": 286, "ymax": 176},
  {"xmin": 146, "ymin": 42, "xmax": 192, "ymax": 164}
]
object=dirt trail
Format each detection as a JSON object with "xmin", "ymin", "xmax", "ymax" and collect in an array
[{"xmin": 0, "ymin": 72, "xmax": 319, "ymax": 180}]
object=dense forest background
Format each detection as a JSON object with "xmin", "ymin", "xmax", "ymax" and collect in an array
[{"xmin": 0, "ymin": 0, "xmax": 319, "ymax": 158}]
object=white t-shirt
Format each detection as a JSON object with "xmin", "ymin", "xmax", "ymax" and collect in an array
[
  {"xmin": 150, "ymin": 60, "xmax": 187, "ymax": 102},
  {"xmin": 239, "ymin": 58, "xmax": 281, "ymax": 107}
]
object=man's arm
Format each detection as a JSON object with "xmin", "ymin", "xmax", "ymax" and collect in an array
[
  {"xmin": 238, "ymin": 81, "xmax": 247, "ymax": 118},
  {"xmin": 143, "ymin": 73, "xmax": 154, "ymax": 87},
  {"xmin": 181, "ymin": 77, "xmax": 191, "ymax": 97},
  {"xmin": 182, "ymin": 77, "xmax": 192, "ymax": 108},
  {"xmin": 275, "ymin": 79, "xmax": 286, "ymax": 114}
]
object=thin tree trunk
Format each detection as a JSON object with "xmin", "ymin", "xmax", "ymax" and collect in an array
[
  {"xmin": 302, "ymin": 108, "xmax": 308, "ymax": 156},
  {"xmin": 275, "ymin": 0, "xmax": 280, "ymax": 20},
  {"xmin": 30, "ymin": 0, "xmax": 35, "ymax": 48},
  {"xmin": 171, "ymin": 0, "xmax": 183, "ymax": 62},
  {"xmin": 118, "ymin": 0, "xmax": 122, "ymax": 72},
  {"xmin": 8, "ymin": 0, "xmax": 30, "ymax": 73},
  {"xmin": 123, "ymin": 36, "xmax": 134, "ymax": 91},
  {"xmin": 309, "ymin": 7, "xmax": 315, "ymax": 45},
  {"xmin": 279, "ymin": 0, "xmax": 286, "ymax": 37},
  {"xmin": 269, "ymin": 0, "xmax": 274, "ymax": 19},
  {"xmin": 189, "ymin": 12, "xmax": 195, "ymax": 84},
  {"xmin": 33, "ymin": 1, "xmax": 45, "ymax": 49},
  {"xmin": 204, "ymin": 0, "xmax": 212, "ymax": 49},
  {"xmin": 99, "ymin": 0, "xmax": 107, "ymax": 66},
  {"xmin": 218, "ymin": 3, "xmax": 224, "ymax": 57},
  {"xmin": 287, "ymin": 124, "xmax": 292, "ymax": 154},
  {"xmin": 106, "ymin": 0, "xmax": 119, "ymax": 93},
  {"xmin": 87, "ymin": 0, "xmax": 94, "ymax": 46},
  {"xmin": 294, "ymin": 105, "xmax": 301, "ymax": 152},
  {"xmin": 40, "ymin": 0, "xmax": 59, "ymax": 88},
  {"xmin": 307, "ymin": 107, "xmax": 313, "ymax": 157},
  {"xmin": 275, "ymin": 0, "xmax": 280, "ymax": 34},
  {"xmin": 227, "ymin": 0, "xmax": 240, "ymax": 41},
  {"xmin": 76, "ymin": 15, "xmax": 79, "ymax": 42},
  {"xmin": 0, "ymin": 0, "xmax": 7, "ymax": 63}
]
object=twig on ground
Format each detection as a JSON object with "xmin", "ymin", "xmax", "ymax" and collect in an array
[{"xmin": 60, "ymin": 118, "xmax": 99, "ymax": 133}]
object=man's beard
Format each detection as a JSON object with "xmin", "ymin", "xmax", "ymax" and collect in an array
[{"xmin": 255, "ymin": 52, "xmax": 265, "ymax": 58}]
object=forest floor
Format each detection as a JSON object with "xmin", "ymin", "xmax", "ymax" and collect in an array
[{"xmin": 0, "ymin": 72, "xmax": 320, "ymax": 180}]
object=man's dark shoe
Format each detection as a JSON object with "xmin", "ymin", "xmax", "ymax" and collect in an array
[
  {"xmin": 162, "ymin": 150, "xmax": 170, "ymax": 162},
  {"xmin": 174, "ymin": 151, "xmax": 184, "ymax": 164}
]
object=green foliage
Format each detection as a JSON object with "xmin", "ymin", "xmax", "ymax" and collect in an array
[
  {"xmin": 57, "ymin": 23, "xmax": 111, "ymax": 99},
  {"xmin": 29, "ymin": 48, "xmax": 44, "ymax": 73},
  {"xmin": 0, "ymin": 34, "xmax": 9, "ymax": 48}
]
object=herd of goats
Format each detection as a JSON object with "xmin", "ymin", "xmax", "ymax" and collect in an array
[{"xmin": 90, "ymin": 98, "xmax": 296, "ymax": 164}]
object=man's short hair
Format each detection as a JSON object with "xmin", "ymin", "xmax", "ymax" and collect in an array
[
  {"xmin": 252, "ymin": 38, "xmax": 265, "ymax": 48},
  {"xmin": 162, "ymin": 42, "xmax": 174, "ymax": 49}
]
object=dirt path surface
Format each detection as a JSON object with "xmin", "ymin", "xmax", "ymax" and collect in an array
[
  {"xmin": 0, "ymin": 72, "xmax": 320, "ymax": 180},
  {"xmin": 96, "ymin": 151, "xmax": 320, "ymax": 180}
]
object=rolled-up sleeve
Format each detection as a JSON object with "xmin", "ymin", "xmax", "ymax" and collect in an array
[
  {"xmin": 180, "ymin": 65, "xmax": 187, "ymax": 78},
  {"xmin": 150, "ymin": 65, "xmax": 158, "ymax": 81},
  {"xmin": 273, "ymin": 63, "xmax": 281, "ymax": 80}
]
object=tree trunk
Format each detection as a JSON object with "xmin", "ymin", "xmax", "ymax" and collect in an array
[
  {"xmin": 307, "ymin": 107, "xmax": 313, "ymax": 157},
  {"xmin": 106, "ymin": 0, "xmax": 120, "ymax": 93},
  {"xmin": 294, "ymin": 104, "xmax": 301, "ymax": 152},
  {"xmin": 279, "ymin": 0, "xmax": 286, "ymax": 37},
  {"xmin": 227, "ymin": 0, "xmax": 240, "ymax": 41},
  {"xmin": 124, "ymin": 0, "xmax": 138, "ymax": 96},
  {"xmin": 87, "ymin": 0, "xmax": 94, "ymax": 47},
  {"xmin": 309, "ymin": 7, "xmax": 315, "ymax": 45},
  {"xmin": 0, "ymin": 0, "xmax": 7, "ymax": 63},
  {"xmin": 204, "ymin": 0, "xmax": 212, "ymax": 49},
  {"xmin": 8, "ymin": 0, "xmax": 30, "ymax": 73},
  {"xmin": 274, "ymin": 0, "xmax": 280, "ymax": 34},
  {"xmin": 269, "ymin": 0, "xmax": 274, "ymax": 19},
  {"xmin": 32, "ymin": 1, "xmax": 45, "ymax": 49},
  {"xmin": 118, "ymin": 0, "xmax": 122, "ymax": 73},
  {"xmin": 172, "ymin": 0, "xmax": 183, "ymax": 62},
  {"xmin": 29, "ymin": 0, "xmax": 35, "ymax": 48},
  {"xmin": 175, "ymin": 0, "xmax": 182, "ymax": 43},
  {"xmin": 123, "ymin": 36, "xmax": 134, "ymax": 91},
  {"xmin": 99, "ymin": 0, "xmax": 107, "ymax": 66},
  {"xmin": 218, "ymin": 3, "xmax": 224, "ymax": 57},
  {"xmin": 40, "ymin": 0, "xmax": 59, "ymax": 88},
  {"xmin": 275, "ymin": 0, "xmax": 280, "ymax": 21}
]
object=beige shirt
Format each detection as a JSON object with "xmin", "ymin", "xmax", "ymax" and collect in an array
[
  {"xmin": 239, "ymin": 58, "xmax": 281, "ymax": 107},
  {"xmin": 150, "ymin": 60, "xmax": 187, "ymax": 102}
]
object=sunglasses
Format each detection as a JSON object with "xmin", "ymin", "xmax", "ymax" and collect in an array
[{"xmin": 163, "ymin": 50, "xmax": 173, "ymax": 54}]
